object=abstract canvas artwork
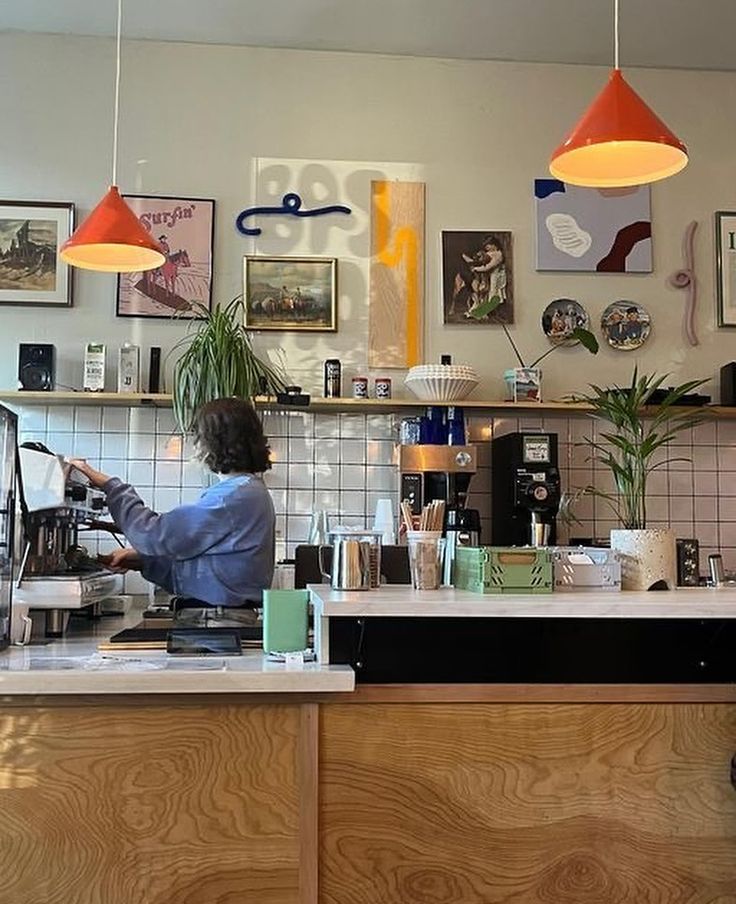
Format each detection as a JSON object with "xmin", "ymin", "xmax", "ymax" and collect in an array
[{"xmin": 534, "ymin": 179, "xmax": 652, "ymax": 273}]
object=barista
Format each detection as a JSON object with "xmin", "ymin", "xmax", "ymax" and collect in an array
[{"xmin": 70, "ymin": 398, "xmax": 275, "ymax": 608}]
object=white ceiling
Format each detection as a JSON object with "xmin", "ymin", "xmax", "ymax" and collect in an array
[{"xmin": 3, "ymin": 0, "xmax": 736, "ymax": 72}]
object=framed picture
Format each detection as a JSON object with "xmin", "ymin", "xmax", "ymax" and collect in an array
[
  {"xmin": 0, "ymin": 200, "xmax": 74, "ymax": 307},
  {"xmin": 534, "ymin": 179, "xmax": 652, "ymax": 272},
  {"xmin": 441, "ymin": 230, "xmax": 513, "ymax": 324},
  {"xmin": 716, "ymin": 211, "xmax": 736, "ymax": 327},
  {"xmin": 116, "ymin": 195, "xmax": 215, "ymax": 319},
  {"xmin": 243, "ymin": 256, "xmax": 337, "ymax": 331}
]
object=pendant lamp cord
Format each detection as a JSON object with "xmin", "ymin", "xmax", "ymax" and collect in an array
[
  {"xmin": 111, "ymin": 0, "xmax": 123, "ymax": 186},
  {"xmin": 614, "ymin": 0, "xmax": 620, "ymax": 70}
]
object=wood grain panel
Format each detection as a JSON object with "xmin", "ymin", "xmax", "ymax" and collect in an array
[
  {"xmin": 0, "ymin": 703, "xmax": 302, "ymax": 904},
  {"xmin": 368, "ymin": 180, "xmax": 425, "ymax": 369},
  {"xmin": 320, "ymin": 703, "xmax": 736, "ymax": 903},
  {"xmin": 299, "ymin": 704, "xmax": 319, "ymax": 904}
]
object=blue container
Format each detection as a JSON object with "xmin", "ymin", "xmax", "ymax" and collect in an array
[
  {"xmin": 426, "ymin": 406, "xmax": 448, "ymax": 444},
  {"xmin": 447, "ymin": 406, "xmax": 465, "ymax": 445}
]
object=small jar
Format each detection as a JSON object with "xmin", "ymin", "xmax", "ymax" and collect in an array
[
  {"xmin": 352, "ymin": 376, "xmax": 369, "ymax": 398},
  {"xmin": 374, "ymin": 377, "xmax": 392, "ymax": 399}
]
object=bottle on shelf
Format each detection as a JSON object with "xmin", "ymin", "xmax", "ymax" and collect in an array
[{"xmin": 324, "ymin": 359, "xmax": 342, "ymax": 398}]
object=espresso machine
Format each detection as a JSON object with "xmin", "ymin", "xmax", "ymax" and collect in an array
[
  {"xmin": 15, "ymin": 444, "xmax": 123, "ymax": 635},
  {"xmin": 398, "ymin": 445, "xmax": 481, "ymax": 582},
  {"xmin": 491, "ymin": 432, "xmax": 560, "ymax": 546},
  {"xmin": 0, "ymin": 404, "xmax": 17, "ymax": 650}
]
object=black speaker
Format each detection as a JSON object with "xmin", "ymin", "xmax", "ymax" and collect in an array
[
  {"xmin": 18, "ymin": 343, "xmax": 55, "ymax": 391},
  {"xmin": 148, "ymin": 347, "xmax": 161, "ymax": 393},
  {"xmin": 720, "ymin": 362, "xmax": 736, "ymax": 406}
]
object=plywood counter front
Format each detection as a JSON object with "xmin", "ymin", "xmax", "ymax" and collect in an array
[{"xmin": 1, "ymin": 611, "xmax": 735, "ymax": 902}]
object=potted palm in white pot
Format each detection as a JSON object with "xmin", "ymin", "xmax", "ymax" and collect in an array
[{"xmin": 577, "ymin": 370, "xmax": 707, "ymax": 590}]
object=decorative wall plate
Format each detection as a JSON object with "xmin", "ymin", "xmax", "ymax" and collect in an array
[
  {"xmin": 541, "ymin": 298, "xmax": 589, "ymax": 345},
  {"xmin": 600, "ymin": 300, "xmax": 651, "ymax": 350}
]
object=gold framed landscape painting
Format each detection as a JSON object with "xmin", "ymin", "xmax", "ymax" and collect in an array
[
  {"xmin": 0, "ymin": 200, "xmax": 74, "ymax": 307},
  {"xmin": 243, "ymin": 255, "xmax": 337, "ymax": 331}
]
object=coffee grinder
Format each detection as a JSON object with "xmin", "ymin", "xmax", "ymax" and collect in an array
[
  {"xmin": 398, "ymin": 445, "xmax": 481, "ymax": 582},
  {"xmin": 491, "ymin": 432, "xmax": 560, "ymax": 546}
]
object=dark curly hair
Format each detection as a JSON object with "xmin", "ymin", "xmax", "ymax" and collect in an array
[{"xmin": 192, "ymin": 398, "xmax": 272, "ymax": 474}]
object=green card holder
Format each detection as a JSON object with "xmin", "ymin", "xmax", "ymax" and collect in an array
[{"xmin": 262, "ymin": 590, "xmax": 309, "ymax": 653}]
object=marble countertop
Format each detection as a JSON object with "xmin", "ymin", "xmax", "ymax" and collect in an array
[
  {"xmin": 309, "ymin": 584, "xmax": 736, "ymax": 619},
  {"xmin": 0, "ymin": 605, "xmax": 354, "ymax": 695}
]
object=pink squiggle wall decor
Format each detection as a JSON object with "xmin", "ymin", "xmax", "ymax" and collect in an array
[{"xmin": 667, "ymin": 220, "xmax": 698, "ymax": 347}]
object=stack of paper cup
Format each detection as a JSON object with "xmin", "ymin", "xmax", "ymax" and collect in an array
[{"xmin": 373, "ymin": 498, "xmax": 396, "ymax": 545}]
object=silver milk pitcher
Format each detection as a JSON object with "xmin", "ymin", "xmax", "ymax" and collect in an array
[{"xmin": 319, "ymin": 531, "xmax": 375, "ymax": 591}]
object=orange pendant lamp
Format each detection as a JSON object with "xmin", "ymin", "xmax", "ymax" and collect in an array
[
  {"xmin": 549, "ymin": 0, "xmax": 688, "ymax": 188},
  {"xmin": 60, "ymin": 0, "xmax": 164, "ymax": 272}
]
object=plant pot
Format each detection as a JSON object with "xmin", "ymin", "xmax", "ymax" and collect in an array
[
  {"xmin": 609, "ymin": 528, "xmax": 677, "ymax": 591},
  {"xmin": 503, "ymin": 367, "xmax": 542, "ymax": 402}
]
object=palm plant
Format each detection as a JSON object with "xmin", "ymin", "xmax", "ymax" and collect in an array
[
  {"xmin": 575, "ymin": 370, "xmax": 707, "ymax": 529},
  {"xmin": 171, "ymin": 297, "xmax": 286, "ymax": 433}
]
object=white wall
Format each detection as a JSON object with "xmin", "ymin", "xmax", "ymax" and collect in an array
[{"xmin": 2, "ymin": 32, "xmax": 736, "ymax": 399}]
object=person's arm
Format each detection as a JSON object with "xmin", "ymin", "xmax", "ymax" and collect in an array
[{"xmin": 103, "ymin": 478, "xmax": 233, "ymax": 560}]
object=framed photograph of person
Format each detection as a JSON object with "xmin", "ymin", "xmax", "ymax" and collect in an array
[
  {"xmin": 441, "ymin": 230, "xmax": 513, "ymax": 324},
  {"xmin": 116, "ymin": 195, "xmax": 215, "ymax": 319},
  {"xmin": 0, "ymin": 200, "xmax": 74, "ymax": 307},
  {"xmin": 715, "ymin": 211, "xmax": 736, "ymax": 327},
  {"xmin": 243, "ymin": 256, "xmax": 338, "ymax": 331}
]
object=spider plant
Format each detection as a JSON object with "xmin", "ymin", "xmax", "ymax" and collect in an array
[
  {"xmin": 575, "ymin": 370, "xmax": 707, "ymax": 530},
  {"xmin": 170, "ymin": 296, "xmax": 286, "ymax": 433}
]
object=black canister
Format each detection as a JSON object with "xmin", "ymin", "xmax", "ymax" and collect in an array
[{"xmin": 324, "ymin": 359, "xmax": 342, "ymax": 397}]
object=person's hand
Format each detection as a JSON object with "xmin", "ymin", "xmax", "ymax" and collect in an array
[
  {"xmin": 67, "ymin": 459, "xmax": 111, "ymax": 489},
  {"xmin": 98, "ymin": 547, "xmax": 142, "ymax": 573}
]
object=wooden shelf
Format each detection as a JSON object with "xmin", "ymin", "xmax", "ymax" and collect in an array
[
  {"xmin": 0, "ymin": 390, "xmax": 732, "ymax": 418},
  {"xmin": 0, "ymin": 391, "xmax": 172, "ymax": 407},
  {"xmin": 0, "ymin": 390, "xmax": 592, "ymax": 414}
]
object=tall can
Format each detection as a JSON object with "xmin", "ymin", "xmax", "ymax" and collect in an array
[
  {"xmin": 324, "ymin": 359, "xmax": 342, "ymax": 398},
  {"xmin": 117, "ymin": 343, "xmax": 140, "ymax": 393},
  {"xmin": 83, "ymin": 342, "xmax": 106, "ymax": 392}
]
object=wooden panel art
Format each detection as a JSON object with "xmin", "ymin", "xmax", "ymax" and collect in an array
[
  {"xmin": 320, "ymin": 703, "xmax": 736, "ymax": 903},
  {"xmin": 0, "ymin": 703, "xmax": 303, "ymax": 904},
  {"xmin": 368, "ymin": 181, "xmax": 425, "ymax": 369}
]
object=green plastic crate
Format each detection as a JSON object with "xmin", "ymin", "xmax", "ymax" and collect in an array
[{"xmin": 453, "ymin": 546, "xmax": 553, "ymax": 594}]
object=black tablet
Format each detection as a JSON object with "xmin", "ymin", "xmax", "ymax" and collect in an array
[{"xmin": 166, "ymin": 628, "xmax": 242, "ymax": 656}]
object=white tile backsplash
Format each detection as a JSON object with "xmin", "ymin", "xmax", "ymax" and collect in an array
[
  {"xmin": 47, "ymin": 406, "xmax": 74, "ymax": 432},
  {"xmin": 14, "ymin": 402, "xmax": 735, "ymax": 567},
  {"xmin": 101, "ymin": 459, "xmax": 128, "ymax": 480},
  {"xmin": 341, "ymin": 463, "xmax": 366, "ymax": 490},
  {"xmin": 156, "ymin": 434, "xmax": 183, "ymax": 460},
  {"xmin": 129, "ymin": 408, "xmax": 156, "ymax": 433},
  {"xmin": 75, "ymin": 407, "xmax": 102, "ymax": 433},
  {"xmin": 128, "ymin": 433, "xmax": 156, "ymax": 459},
  {"xmin": 73, "ymin": 433, "xmax": 101, "ymax": 459},
  {"xmin": 102, "ymin": 406, "xmax": 129, "ymax": 433},
  {"xmin": 128, "ymin": 461, "xmax": 154, "ymax": 486},
  {"xmin": 155, "ymin": 460, "xmax": 182, "ymax": 487},
  {"xmin": 341, "ymin": 438, "xmax": 365, "ymax": 464},
  {"xmin": 154, "ymin": 487, "xmax": 182, "ymax": 512},
  {"xmin": 20, "ymin": 406, "xmax": 48, "ymax": 433},
  {"xmin": 45, "ymin": 432, "xmax": 74, "ymax": 457}
]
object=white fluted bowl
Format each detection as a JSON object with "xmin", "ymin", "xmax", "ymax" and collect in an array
[{"xmin": 404, "ymin": 365, "xmax": 479, "ymax": 401}]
